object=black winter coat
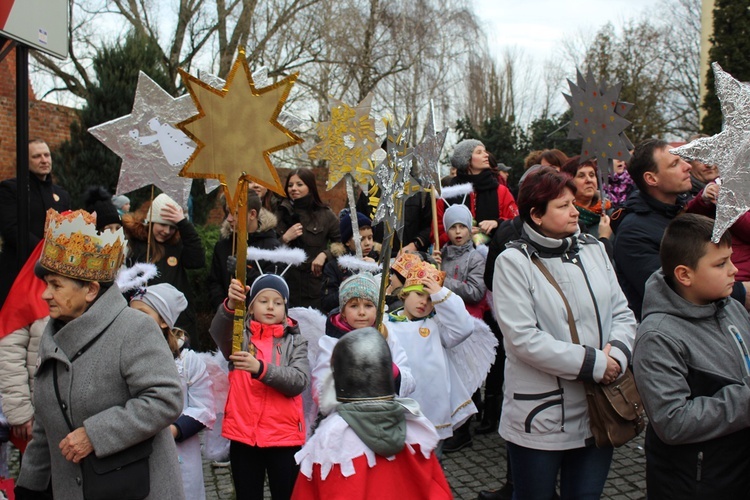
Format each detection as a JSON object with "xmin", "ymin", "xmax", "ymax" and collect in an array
[
  {"xmin": 0, "ymin": 175, "xmax": 71, "ymax": 306},
  {"xmin": 275, "ymin": 199, "xmax": 340, "ymax": 309},
  {"xmin": 207, "ymin": 211, "xmax": 281, "ymax": 310},
  {"xmin": 124, "ymin": 217, "xmax": 205, "ymax": 335}
]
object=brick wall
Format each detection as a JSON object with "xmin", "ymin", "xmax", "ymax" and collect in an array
[{"xmin": 0, "ymin": 47, "xmax": 77, "ymax": 180}]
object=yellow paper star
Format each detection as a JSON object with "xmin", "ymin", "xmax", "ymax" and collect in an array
[
  {"xmin": 176, "ymin": 51, "xmax": 302, "ymax": 209},
  {"xmin": 307, "ymin": 93, "xmax": 380, "ymax": 190}
]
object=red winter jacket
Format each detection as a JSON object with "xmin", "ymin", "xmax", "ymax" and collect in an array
[
  {"xmin": 435, "ymin": 184, "xmax": 519, "ymax": 246},
  {"xmin": 211, "ymin": 307, "xmax": 310, "ymax": 448}
]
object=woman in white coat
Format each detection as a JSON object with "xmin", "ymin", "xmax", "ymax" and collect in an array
[{"xmin": 492, "ymin": 168, "xmax": 636, "ymax": 500}]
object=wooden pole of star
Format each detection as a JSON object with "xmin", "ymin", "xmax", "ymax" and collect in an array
[
  {"xmin": 146, "ymin": 185, "xmax": 155, "ymax": 263},
  {"xmin": 232, "ymin": 180, "xmax": 249, "ymax": 354}
]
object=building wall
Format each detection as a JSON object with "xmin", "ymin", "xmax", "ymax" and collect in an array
[{"xmin": 0, "ymin": 46, "xmax": 76, "ymax": 180}]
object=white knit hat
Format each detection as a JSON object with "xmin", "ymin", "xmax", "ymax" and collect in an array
[{"xmin": 145, "ymin": 193, "xmax": 178, "ymax": 226}]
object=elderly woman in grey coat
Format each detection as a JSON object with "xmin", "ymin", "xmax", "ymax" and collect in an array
[{"xmin": 15, "ymin": 209, "xmax": 185, "ymax": 500}]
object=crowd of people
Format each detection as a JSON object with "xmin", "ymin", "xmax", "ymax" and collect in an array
[{"xmin": 1, "ymin": 136, "xmax": 749, "ymax": 500}]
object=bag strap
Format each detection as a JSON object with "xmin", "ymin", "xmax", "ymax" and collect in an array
[
  {"xmin": 52, "ymin": 328, "xmax": 109, "ymax": 433},
  {"xmin": 531, "ymin": 254, "xmax": 580, "ymax": 345}
]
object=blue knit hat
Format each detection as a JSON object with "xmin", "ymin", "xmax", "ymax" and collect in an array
[
  {"xmin": 339, "ymin": 272, "xmax": 379, "ymax": 306},
  {"xmin": 248, "ymin": 274, "xmax": 289, "ymax": 309},
  {"xmin": 339, "ymin": 209, "xmax": 373, "ymax": 245}
]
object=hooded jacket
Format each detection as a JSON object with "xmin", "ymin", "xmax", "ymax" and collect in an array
[
  {"xmin": 440, "ymin": 240, "xmax": 487, "ymax": 319},
  {"xmin": 612, "ymin": 190, "xmax": 685, "ymax": 320},
  {"xmin": 493, "ymin": 224, "xmax": 636, "ymax": 450},
  {"xmin": 634, "ymin": 270, "xmax": 750, "ymax": 499},
  {"xmin": 210, "ymin": 304, "xmax": 309, "ymax": 447},
  {"xmin": 207, "ymin": 209, "xmax": 281, "ymax": 310}
]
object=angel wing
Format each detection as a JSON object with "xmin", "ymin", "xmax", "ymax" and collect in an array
[
  {"xmin": 445, "ymin": 316, "xmax": 498, "ymax": 395},
  {"xmin": 288, "ymin": 306, "xmax": 328, "ymax": 437}
]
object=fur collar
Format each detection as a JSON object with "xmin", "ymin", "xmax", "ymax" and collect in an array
[{"xmin": 219, "ymin": 208, "xmax": 278, "ymax": 238}]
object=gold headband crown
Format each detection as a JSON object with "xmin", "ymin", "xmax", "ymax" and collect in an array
[
  {"xmin": 391, "ymin": 252, "xmax": 421, "ymax": 278},
  {"xmin": 39, "ymin": 209, "xmax": 125, "ymax": 282},
  {"xmin": 403, "ymin": 261, "xmax": 446, "ymax": 291}
]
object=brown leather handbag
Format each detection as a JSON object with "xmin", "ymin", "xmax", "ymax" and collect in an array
[{"xmin": 531, "ymin": 255, "xmax": 645, "ymax": 447}]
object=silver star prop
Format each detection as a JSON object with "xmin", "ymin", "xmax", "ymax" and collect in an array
[
  {"xmin": 671, "ymin": 63, "xmax": 750, "ymax": 243},
  {"xmin": 373, "ymin": 118, "xmax": 418, "ymax": 242},
  {"xmin": 564, "ymin": 69, "xmax": 634, "ymax": 174},
  {"xmin": 88, "ymin": 72, "xmax": 196, "ymax": 207},
  {"xmin": 90, "ymin": 67, "xmax": 303, "ymax": 205},
  {"xmin": 412, "ymin": 102, "xmax": 447, "ymax": 194}
]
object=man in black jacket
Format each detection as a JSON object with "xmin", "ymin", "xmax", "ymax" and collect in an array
[
  {"xmin": 613, "ymin": 139, "xmax": 695, "ymax": 320},
  {"xmin": 0, "ymin": 139, "xmax": 71, "ymax": 306}
]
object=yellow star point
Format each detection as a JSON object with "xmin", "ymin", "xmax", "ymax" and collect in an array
[{"xmin": 177, "ymin": 52, "xmax": 302, "ymax": 209}]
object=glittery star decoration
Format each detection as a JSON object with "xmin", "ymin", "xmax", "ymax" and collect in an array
[
  {"xmin": 564, "ymin": 69, "xmax": 634, "ymax": 169},
  {"xmin": 177, "ymin": 51, "xmax": 303, "ymax": 210},
  {"xmin": 412, "ymin": 102, "xmax": 447, "ymax": 194},
  {"xmin": 88, "ymin": 71, "xmax": 197, "ymax": 207},
  {"xmin": 373, "ymin": 118, "xmax": 419, "ymax": 241},
  {"xmin": 671, "ymin": 62, "xmax": 750, "ymax": 243},
  {"xmin": 307, "ymin": 93, "xmax": 381, "ymax": 189}
]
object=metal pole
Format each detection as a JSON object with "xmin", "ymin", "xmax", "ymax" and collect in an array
[{"xmin": 16, "ymin": 45, "xmax": 30, "ymax": 270}]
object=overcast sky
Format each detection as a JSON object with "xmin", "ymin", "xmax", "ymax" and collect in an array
[{"xmin": 474, "ymin": 0, "xmax": 656, "ymax": 64}]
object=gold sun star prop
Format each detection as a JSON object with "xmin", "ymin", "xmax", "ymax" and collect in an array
[
  {"xmin": 307, "ymin": 93, "xmax": 381, "ymax": 190},
  {"xmin": 176, "ymin": 51, "xmax": 302, "ymax": 211}
]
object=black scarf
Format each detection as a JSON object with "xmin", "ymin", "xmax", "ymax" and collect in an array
[{"xmin": 453, "ymin": 170, "xmax": 500, "ymax": 223}]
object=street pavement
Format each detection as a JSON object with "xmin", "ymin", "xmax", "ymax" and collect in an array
[
  {"xmin": 202, "ymin": 419, "xmax": 647, "ymax": 500},
  {"xmin": 8, "ymin": 419, "xmax": 646, "ymax": 499}
]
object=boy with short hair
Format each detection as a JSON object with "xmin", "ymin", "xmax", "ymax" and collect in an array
[{"xmin": 633, "ymin": 213, "xmax": 750, "ymax": 499}]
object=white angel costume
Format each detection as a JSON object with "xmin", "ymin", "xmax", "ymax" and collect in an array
[
  {"xmin": 387, "ymin": 287, "xmax": 497, "ymax": 439},
  {"xmin": 174, "ymin": 349, "xmax": 216, "ymax": 500}
]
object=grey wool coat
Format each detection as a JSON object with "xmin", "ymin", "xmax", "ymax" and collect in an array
[{"xmin": 16, "ymin": 284, "xmax": 186, "ymax": 500}]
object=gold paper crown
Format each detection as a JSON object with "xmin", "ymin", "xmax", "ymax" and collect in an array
[
  {"xmin": 39, "ymin": 209, "xmax": 125, "ymax": 282},
  {"xmin": 390, "ymin": 252, "xmax": 421, "ymax": 279},
  {"xmin": 403, "ymin": 261, "xmax": 446, "ymax": 292}
]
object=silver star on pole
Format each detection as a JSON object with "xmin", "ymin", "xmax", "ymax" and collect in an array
[
  {"xmin": 88, "ymin": 72, "xmax": 196, "ymax": 207},
  {"xmin": 373, "ymin": 118, "xmax": 418, "ymax": 241},
  {"xmin": 564, "ymin": 69, "xmax": 634, "ymax": 171},
  {"xmin": 412, "ymin": 102, "xmax": 447, "ymax": 194},
  {"xmin": 671, "ymin": 62, "xmax": 750, "ymax": 243}
]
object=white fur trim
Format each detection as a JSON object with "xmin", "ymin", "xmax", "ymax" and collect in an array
[
  {"xmin": 337, "ymin": 255, "xmax": 382, "ymax": 274},
  {"xmin": 115, "ymin": 263, "xmax": 158, "ymax": 293},
  {"xmin": 295, "ymin": 400, "xmax": 439, "ymax": 480},
  {"xmin": 440, "ymin": 183, "xmax": 474, "ymax": 201},
  {"xmin": 246, "ymin": 246, "xmax": 307, "ymax": 266}
]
